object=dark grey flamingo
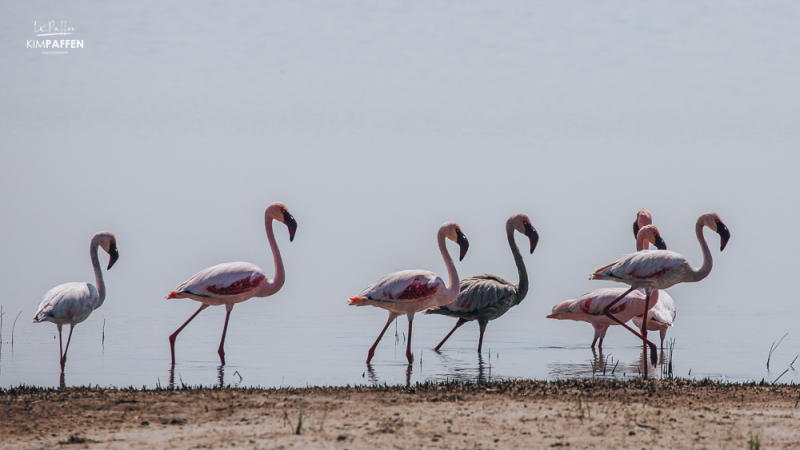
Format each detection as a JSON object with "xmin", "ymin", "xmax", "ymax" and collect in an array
[{"xmin": 425, "ymin": 213, "xmax": 538, "ymax": 353}]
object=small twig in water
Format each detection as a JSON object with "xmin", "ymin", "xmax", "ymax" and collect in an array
[
  {"xmin": 790, "ymin": 355, "xmax": 798, "ymax": 371},
  {"xmin": 767, "ymin": 333, "xmax": 788, "ymax": 370},
  {"xmin": 12, "ymin": 311, "xmax": 21, "ymax": 348},
  {"xmin": 611, "ymin": 359, "xmax": 620, "ymax": 376}
]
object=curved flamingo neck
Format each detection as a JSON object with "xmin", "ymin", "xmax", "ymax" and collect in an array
[
  {"xmin": 89, "ymin": 237, "xmax": 105, "ymax": 308},
  {"xmin": 691, "ymin": 218, "xmax": 713, "ymax": 282},
  {"xmin": 506, "ymin": 221, "xmax": 527, "ymax": 304},
  {"xmin": 260, "ymin": 215, "xmax": 285, "ymax": 296},
  {"xmin": 636, "ymin": 233, "xmax": 649, "ymax": 251},
  {"xmin": 437, "ymin": 228, "xmax": 459, "ymax": 300}
]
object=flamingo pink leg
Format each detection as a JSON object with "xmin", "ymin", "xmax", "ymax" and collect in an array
[
  {"xmin": 601, "ymin": 287, "xmax": 659, "ymax": 366},
  {"xmin": 61, "ymin": 325, "xmax": 75, "ymax": 372},
  {"xmin": 406, "ymin": 315, "xmax": 414, "ymax": 364},
  {"xmin": 218, "ymin": 305, "xmax": 233, "ymax": 366},
  {"xmin": 434, "ymin": 318, "xmax": 467, "ymax": 352},
  {"xmin": 367, "ymin": 312, "xmax": 399, "ymax": 365},
  {"xmin": 169, "ymin": 304, "xmax": 209, "ymax": 365},
  {"xmin": 640, "ymin": 291, "xmax": 653, "ymax": 377}
]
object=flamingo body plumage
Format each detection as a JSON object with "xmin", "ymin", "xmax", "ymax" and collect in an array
[
  {"xmin": 425, "ymin": 213, "xmax": 539, "ymax": 353},
  {"xmin": 167, "ymin": 262, "xmax": 267, "ymax": 305},
  {"xmin": 32, "ymin": 231, "xmax": 119, "ymax": 373},
  {"xmin": 166, "ymin": 202, "xmax": 297, "ymax": 366},
  {"xmin": 348, "ymin": 270, "xmax": 447, "ymax": 314},
  {"xmin": 547, "ymin": 288, "xmax": 654, "ymax": 348}
]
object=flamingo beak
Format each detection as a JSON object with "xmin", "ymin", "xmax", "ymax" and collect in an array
[
  {"xmin": 283, "ymin": 211, "xmax": 297, "ymax": 242},
  {"xmin": 107, "ymin": 243, "xmax": 119, "ymax": 270},
  {"xmin": 716, "ymin": 221, "xmax": 730, "ymax": 251},
  {"xmin": 524, "ymin": 223, "xmax": 539, "ymax": 254},
  {"xmin": 654, "ymin": 234, "xmax": 667, "ymax": 251},
  {"xmin": 633, "ymin": 220, "xmax": 640, "ymax": 239},
  {"xmin": 456, "ymin": 230, "xmax": 469, "ymax": 261}
]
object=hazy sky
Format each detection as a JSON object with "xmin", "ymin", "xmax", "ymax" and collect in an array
[{"xmin": 1, "ymin": 1, "xmax": 799, "ymax": 383}]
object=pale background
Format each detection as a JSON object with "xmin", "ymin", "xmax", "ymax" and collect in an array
[{"xmin": 0, "ymin": 1, "xmax": 798, "ymax": 387}]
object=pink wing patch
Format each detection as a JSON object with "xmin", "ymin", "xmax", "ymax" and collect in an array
[
  {"xmin": 397, "ymin": 279, "xmax": 439, "ymax": 300},
  {"xmin": 206, "ymin": 274, "xmax": 265, "ymax": 296},
  {"xmin": 631, "ymin": 267, "xmax": 670, "ymax": 279},
  {"xmin": 580, "ymin": 297, "xmax": 626, "ymax": 316}
]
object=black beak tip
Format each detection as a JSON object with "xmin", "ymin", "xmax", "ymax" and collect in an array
[
  {"xmin": 284, "ymin": 212, "xmax": 298, "ymax": 242},
  {"xmin": 717, "ymin": 222, "xmax": 730, "ymax": 251},
  {"xmin": 655, "ymin": 235, "xmax": 668, "ymax": 251},
  {"xmin": 456, "ymin": 231, "xmax": 469, "ymax": 261},
  {"xmin": 107, "ymin": 247, "xmax": 119, "ymax": 270},
  {"xmin": 633, "ymin": 221, "xmax": 640, "ymax": 239}
]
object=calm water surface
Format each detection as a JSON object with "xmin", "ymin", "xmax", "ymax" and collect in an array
[{"xmin": 2, "ymin": 303, "xmax": 798, "ymax": 388}]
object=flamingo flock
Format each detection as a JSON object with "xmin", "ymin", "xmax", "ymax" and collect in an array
[{"xmin": 32, "ymin": 204, "xmax": 729, "ymax": 380}]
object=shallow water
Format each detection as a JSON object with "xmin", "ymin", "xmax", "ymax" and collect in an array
[{"xmin": 2, "ymin": 302, "xmax": 799, "ymax": 388}]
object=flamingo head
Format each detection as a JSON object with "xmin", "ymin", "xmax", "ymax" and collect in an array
[
  {"xmin": 701, "ymin": 212, "xmax": 730, "ymax": 251},
  {"xmin": 440, "ymin": 222, "xmax": 469, "ymax": 261},
  {"xmin": 633, "ymin": 208, "xmax": 653, "ymax": 238},
  {"xmin": 509, "ymin": 213, "xmax": 539, "ymax": 254},
  {"xmin": 267, "ymin": 202, "xmax": 297, "ymax": 242},
  {"xmin": 93, "ymin": 231, "xmax": 119, "ymax": 270},
  {"xmin": 637, "ymin": 224, "xmax": 667, "ymax": 251}
]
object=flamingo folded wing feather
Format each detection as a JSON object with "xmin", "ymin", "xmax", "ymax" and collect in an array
[
  {"xmin": 173, "ymin": 262, "xmax": 266, "ymax": 298},
  {"xmin": 440, "ymin": 275, "xmax": 515, "ymax": 313},
  {"xmin": 594, "ymin": 251, "xmax": 685, "ymax": 282},
  {"xmin": 550, "ymin": 288, "xmax": 645, "ymax": 317},
  {"xmin": 353, "ymin": 270, "xmax": 441, "ymax": 304},
  {"xmin": 34, "ymin": 282, "xmax": 97, "ymax": 322}
]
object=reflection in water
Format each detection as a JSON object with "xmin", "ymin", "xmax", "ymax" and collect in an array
[
  {"xmin": 549, "ymin": 346, "xmax": 673, "ymax": 380},
  {"xmin": 549, "ymin": 347, "xmax": 641, "ymax": 379},
  {"xmin": 365, "ymin": 363, "xmax": 414, "ymax": 387},
  {"xmin": 59, "ymin": 372, "xmax": 65, "ymax": 389},
  {"xmin": 428, "ymin": 352, "xmax": 497, "ymax": 384},
  {"xmin": 169, "ymin": 364, "xmax": 176, "ymax": 388},
  {"xmin": 366, "ymin": 363, "xmax": 378, "ymax": 384}
]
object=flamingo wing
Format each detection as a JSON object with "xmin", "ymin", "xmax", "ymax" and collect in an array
[
  {"xmin": 350, "ymin": 270, "xmax": 443, "ymax": 304},
  {"xmin": 168, "ymin": 262, "xmax": 266, "ymax": 299},
  {"xmin": 33, "ymin": 282, "xmax": 98, "ymax": 323},
  {"xmin": 436, "ymin": 274, "xmax": 516, "ymax": 314},
  {"xmin": 592, "ymin": 250, "xmax": 686, "ymax": 283},
  {"xmin": 548, "ymin": 288, "xmax": 645, "ymax": 318}
]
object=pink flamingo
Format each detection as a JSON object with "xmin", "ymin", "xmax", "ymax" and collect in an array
[
  {"xmin": 349, "ymin": 222, "xmax": 469, "ymax": 365},
  {"xmin": 590, "ymin": 212, "xmax": 730, "ymax": 371},
  {"xmin": 166, "ymin": 202, "xmax": 297, "ymax": 366},
  {"xmin": 547, "ymin": 225, "xmax": 666, "ymax": 351},
  {"xmin": 33, "ymin": 232, "xmax": 119, "ymax": 372}
]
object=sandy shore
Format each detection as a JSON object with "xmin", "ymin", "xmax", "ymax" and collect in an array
[{"xmin": 2, "ymin": 379, "xmax": 799, "ymax": 449}]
